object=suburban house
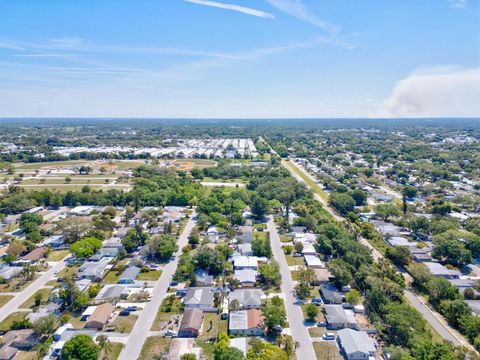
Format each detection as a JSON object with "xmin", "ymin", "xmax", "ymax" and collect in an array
[
  {"xmin": 229, "ymin": 309, "xmax": 265, "ymax": 336},
  {"xmin": 234, "ymin": 269, "xmax": 257, "ymax": 287},
  {"xmin": 0, "ymin": 329, "xmax": 39, "ymax": 360},
  {"xmin": 77, "ymin": 258, "xmax": 110, "ymax": 281},
  {"xmin": 85, "ymin": 302, "xmax": 115, "ymax": 329},
  {"xmin": 337, "ymin": 328, "xmax": 377, "ymax": 360},
  {"xmin": 118, "ymin": 266, "xmax": 140, "ymax": 284},
  {"xmin": 304, "ymin": 255, "xmax": 324, "ymax": 269},
  {"xmin": 194, "ymin": 269, "xmax": 214, "ymax": 287},
  {"xmin": 313, "ymin": 268, "xmax": 334, "ymax": 285},
  {"xmin": 0, "ymin": 266, "xmax": 22, "ymax": 281},
  {"xmin": 16, "ymin": 247, "xmax": 45, "ymax": 265},
  {"xmin": 237, "ymin": 243, "xmax": 253, "ymax": 256},
  {"xmin": 233, "ymin": 256, "xmax": 258, "ymax": 270},
  {"xmin": 178, "ymin": 309, "xmax": 204, "ymax": 338},
  {"xmin": 320, "ymin": 282, "xmax": 344, "ymax": 304},
  {"xmin": 81, "ymin": 306, "xmax": 97, "ymax": 321},
  {"xmin": 95, "ymin": 284, "xmax": 129, "ymax": 302},
  {"xmin": 425, "ymin": 262, "xmax": 461, "ymax": 279},
  {"xmin": 229, "ymin": 289, "xmax": 263, "ymax": 309},
  {"xmin": 324, "ymin": 305, "xmax": 358, "ymax": 330},
  {"xmin": 301, "ymin": 243, "xmax": 317, "ymax": 256},
  {"xmin": 184, "ymin": 287, "xmax": 215, "ymax": 311}
]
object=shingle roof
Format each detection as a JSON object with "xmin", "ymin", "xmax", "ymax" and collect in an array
[
  {"xmin": 179, "ymin": 309, "xmax": 203, "ymax": 331},
  {"xmin": 324, "ymin": 305, "xmax": 357, "ymax": 326},
  {"xmin": 229, "ymin": 289, "xmax": 262, "ymax": 308},
  {"xmin": 184, "ymin": 287, "xmax": 214, "ymax": 306}
]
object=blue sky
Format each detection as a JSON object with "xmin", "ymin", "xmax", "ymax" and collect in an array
[{"xmin": 0, "ymin": 0, "xmax": 479, "ymax": 118}]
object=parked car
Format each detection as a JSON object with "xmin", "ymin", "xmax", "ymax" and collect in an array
[
  {"xmin": 312, "ymin": 298, "xmax": 322, "ymax": 305},
  {"xmin": 317, "ymin": 322, "xmax": 327, "ymax": 327},
  {"xmin": 165, "ymin": 330, "xmax": 177, "ymax": 337},
  {"xmin": 170, "ymin": 281, "xmax": 178, "ymax": 286},
  {"xmin": 125, "ymin": 306, "xmax": 138, "ymax": 312},
  {"xmin": 119, "ymin": 310, "xmax": 131, "ymax": 316},
  {"xmin": 323, "ymin": 333, "xmax": 336, "ymax": 340}
]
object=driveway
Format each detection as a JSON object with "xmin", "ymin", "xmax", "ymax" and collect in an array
[
  {"xmin": 267, "ymin": 217, "xmax": 316, "ymax": 359},
  {"xmin": 118, "ymin": 214, "xmax": 196, "ymax": 360}
]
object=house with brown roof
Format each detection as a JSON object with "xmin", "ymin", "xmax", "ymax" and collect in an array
[
  {"xmin": 85, "ymin": 302, "xmax": 115, "ymax": 329},
  {"xmin": 229, "ymin": 309, "xmax": 265, "ymax": 336},
  {"xmin": 178, "ymin": 309, "xmax": 204, "ymax": 338},
  {"xmin": 17, "ymin": 247, "xmax": 45, "ymax": 265}
]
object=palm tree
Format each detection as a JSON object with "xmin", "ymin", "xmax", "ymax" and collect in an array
[{"xmin": 97, "ymin": 335, "xmax": 112, "ymax": 360}]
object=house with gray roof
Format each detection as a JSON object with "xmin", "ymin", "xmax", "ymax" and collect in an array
[
  {"xmin": 184, "ymin": 287, "xmax": 215, "ymax": 311},
  {"xmin": 337, "ymin": 328, "xmax": 376, "ymax": 360},
  {"xmin": 228, "ymin": 309, "xmax": 264, "ymax": 336},
  {"xmin": 118, "ymin": 266, "xmax": 140, "ymax": 284},
  {"xmin": 229, "ymin": 289, "xmax": 263, "ymax": 309},
  {"xmin": 77, "ymin": 258, "xmax": 110, "ymax": 281},
  {"xmin": 234, "ymin": 269, "xmax": 257, "ymax": 287},
  {"xmin": 324, "ymin": 305, "xmax": 358, "ymax": 330},
  {"xmin": 320, "ymin": 282, "xmax": 344, "ymax": 304},
  {"xmin": 425, "ymin": 262, "xmax": 461, "ymax": 279},
  {"xmin": 95, "ymin": 284, "xmax": 129, "ymax": 302}
]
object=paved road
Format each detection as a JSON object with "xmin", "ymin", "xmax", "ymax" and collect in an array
[
  {"xmin": 267, "ymin": 217, "xmax": 316, "ymax": 359},
  {"xmin": 281, "ymin": 159, "xmax": 470, "ymax": 349},
  {"xmin": 0, "ymin": 256, "xmax": 70, "ymax": 322},
  {"xmin": 118, "ymin": 214, "xmax": 196, "ymax": 360}
]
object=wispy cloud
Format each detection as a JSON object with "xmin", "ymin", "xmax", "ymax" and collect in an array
[
  {"xmin": 449, "ymin": 0, "xmax": 467, "ymax": 9},
  {"xmin": 184, "ymin": 0, "xmax": 274, "ymax": 18},
  {"xmin": 265, "ymin": 0, "xmax": 339, "ymax": 33}
]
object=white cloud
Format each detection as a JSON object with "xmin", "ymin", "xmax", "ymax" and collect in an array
[
  {"xmin": 265, "ymin": 0, "xmax": 339, "ymax": 33},
  {"xmin": 384, "ymin": 67, "xmax": 480, "ymax": 117},
  {"xmin": 449, "ymin": 0, "xmax": 467, "ymax": 9},
  {"xmin": 184, "ymin": 0, "xmax": 274, "ymax": 18}
]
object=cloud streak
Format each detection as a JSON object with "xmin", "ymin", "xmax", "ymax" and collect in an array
[
  {"xmin": 184, "ymin": 0, "xmax": 274, "ymax": 18},
  {"xmin": 384, "ymin": 66, "xmax": 480, "ymax": 117},
  {"xmin": 265, "ymin": 0, "xmax": 339, "ymax": 33}
]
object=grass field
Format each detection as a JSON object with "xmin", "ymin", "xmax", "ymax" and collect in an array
[
  {"xmin": 171, "ymin": 158, "xmax": 216, "ymax": 171},
  {"xmin": 137, "ymin": 270, "xmax": 162, "ymax": 281},
  {"xmin": 19, "ymin": 288, "xmax": 51, "ymax": 309},
  {"xmin": 138, "ymin": 336, "xmax": 171, "ymax": 360},
  {"xmin": 114, "ymin": 314, "xmax": 138, "ymax": 333},
  {"xmin": 198, "ymin": 313, "xmax": 219, "ymax": 340},
  {"xmin": 46, "ymin": 250, "xmax": 70, "ymax": 262},
  {"xmin": 14, "ymin": 160, "xmax": 88, "ymax": 170},
  {"xmin": 313, "ymin": 342, "xmax": 342, "ymax": 360},
  {"xmin": 282, "ymin": 160, "xmax": 329, "ymax": 201},
  {"xmin": 0, "ymin": 295, "xmax": 13, "ymax": 309},
  {"xmin": 99, "ymin": 342, "xmax": 123, "ymax": 360},
  {"xmin": 0, "ymin": 312, "xmax": 27, "ymax": 332}
]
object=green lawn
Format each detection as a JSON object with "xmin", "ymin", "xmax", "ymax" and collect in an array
[
  {"xmin": 99, "ymin": 342, "xmax": 123, "ymax": 360},
  {"xmin": 280, "ymin": 234, "xmax": 292, "ymax": 243},
  {"xmin": 46, "ymin": 250, "xmax": 70, "ymax": 262},
  {"xmin": 285, "ymin": 255, "xmax": 303, "ymax": 267},
  {"xmin": 103, "ymin": 269, "xmax": 121, "ymax": 284},
  {"xmin": 138, "ymin": 336, "xmax": 171, "ymax": 360},
  {"xmin": 137, "ymin": 270, "xmax": 162, "ymax": 281},
  {"xmin": 313, "ymin": 342, "xmax": 342, "ymax": 360},
  {"xmin": 19, "ymin": 288, "xmax": 51, "ymax": 309},
  {"xmin": 114, "ymin": 314, "xmax": 138, "ymax": 333},
  {"xmin": 198, "ymin": 313, "xmax": 219, "ymax": 341},
  {"xmin": 14, "ymin": 160, "xmax": 87, "ymax": 170},
  {"xmin": 0, "ymin": 295, "xmax": 13, "ymax": 309},
  {"xmin": 0, "ymin": 312, "xmax": 27, "ymax": 332}
]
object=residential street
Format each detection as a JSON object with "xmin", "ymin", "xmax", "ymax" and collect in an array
[
  {"xmin": 0, "ymin": 256, "xmax": 70, "ymax": 322},
  {"xmin": 118, "ymin": 214, "xmax": 197, "ymax": 360},
  {"xmin": 281, "ymin": 159, "xmax": 470, "ymax": 349},
  {"xmin": 267, "ymin": 217, "xmax": 316, "ymax": 360}
]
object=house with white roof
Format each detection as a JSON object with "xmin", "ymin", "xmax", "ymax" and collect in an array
[{"xmin": 337, "ymin": 328, "xmax": 377, "ymax": 360}]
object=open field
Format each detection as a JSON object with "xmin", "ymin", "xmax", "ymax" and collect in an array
[
  {"xmin": 138, "ymin": 336, "xmax": 171, "ymax": 360},
  {"xmin": 170, "ymin": 158, "xmax": 216, "ymax": 171}
]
